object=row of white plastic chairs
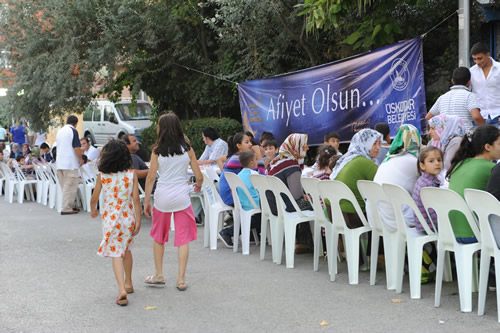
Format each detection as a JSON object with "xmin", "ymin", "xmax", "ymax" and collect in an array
[
  {"xmin": 0, "ymin": 161, "xmax": 99, "ymax": 214},
  {"xmin": 198, "ymin": 168, "xmax": 500, "ymax": 321}
]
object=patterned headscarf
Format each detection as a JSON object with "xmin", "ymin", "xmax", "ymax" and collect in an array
[
  {"xmin": 269, "ymin": 133, "xmax": 308, "ymax": 171},
  {"xmin": 383, "ymin": 124, "xmax": 421, "ymax": 162},
  {"xmin": 428, "ymin": 114, "xmax": 466, "ymax": 150},
  {"xmin": 329, "ymin": 129, "xmax": 382, "ymax": 180}
]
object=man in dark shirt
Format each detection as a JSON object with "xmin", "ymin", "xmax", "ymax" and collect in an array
[{"xmin": 123, "ymin": 134, "xmax": 149, "ymax": 189}]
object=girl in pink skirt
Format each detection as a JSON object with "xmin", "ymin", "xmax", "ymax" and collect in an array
[{"xmin": 143, "ymin": 112, "xmax": 203, "ymax": 291}]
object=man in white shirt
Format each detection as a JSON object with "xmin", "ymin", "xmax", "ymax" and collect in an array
[
  {"xmin": 197, "ymin": 127, "xmax": 228, "ymax": 166},
  {"xmin": 426, "ymin": 66, "xmax": 485, "ymax": 131},
  {"xmin": 80, "ymin": 137, "xmax": 99, "ymax": 161},
  {"xmin": 56, "ymin": 115, "xmax": 84, "ymax": 215},
  {"xmin": 470, "ymin": 42, "xmax": 500, "ymax": 128}
]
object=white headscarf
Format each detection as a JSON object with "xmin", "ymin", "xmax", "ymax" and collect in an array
[{"xmin": 329, "ymin": 128, "xmax": 382, "ymax": 180}]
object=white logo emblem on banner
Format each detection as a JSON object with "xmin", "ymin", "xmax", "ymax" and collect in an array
[{"xmin": 390, "ymin": 58, "xmax": 410, "ymax": 91}]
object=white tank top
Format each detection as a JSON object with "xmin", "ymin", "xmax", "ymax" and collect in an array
[{"xmin": 153, "ymin": 149, "xmax": 191, "ymax": 212}]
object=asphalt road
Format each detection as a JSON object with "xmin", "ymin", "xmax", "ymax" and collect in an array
[{"xmin": 1, "ymin": 199, "xmax": 499, "ymax": 332}]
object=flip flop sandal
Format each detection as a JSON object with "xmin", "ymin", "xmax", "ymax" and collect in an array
[
  {"xmin": 116, "ymin": 296, "xmax": 128, "ymax": 306},
  {"xmin": 176, "ymin": 280, "xmax": 188, "ymax": 291},
  {"xmin": 144, "ymin": 275, "xmax": 165, "ymax": 285},
  {"xmin": 125, "ymin": 287, "xmax": 134, "ymax": 294}
]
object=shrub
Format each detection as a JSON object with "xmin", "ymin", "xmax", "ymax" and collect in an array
[{"xmin": 140, "ymin": 117, "xmax": 243, "ymax": 158}]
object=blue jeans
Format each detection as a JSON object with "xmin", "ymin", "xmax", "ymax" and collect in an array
[{"xmin": 486, "ymin": 115, "xmax": 500, "ymax": 129}]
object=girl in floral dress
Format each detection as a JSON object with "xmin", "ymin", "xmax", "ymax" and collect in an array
[{"xmin": 90, "ymin": 140, "xmax": 142, "ymax": 306}]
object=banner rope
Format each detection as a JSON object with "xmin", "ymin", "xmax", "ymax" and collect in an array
[
  {"xmin": 421, "ymin": 10, "xmax": 458, "ymax": 38},
  {"xmin": 173, "ymin": 62, "xmax": 238, "ymax": 85}
]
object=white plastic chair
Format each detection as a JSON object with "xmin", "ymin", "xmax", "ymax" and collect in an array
[
  {"xmin": 33, "ymin": 163, "xmax": 50, "ymax": 205},
  {"xmin": 267, "ymin": 175, "xmax": 315, "ymax": 269},
  {"xmin": 205, "ymin": 166, "xmax": 220, "ymax": 183},
  {"xmin": 201, "ymin": 171, "xmax": 234, "ymax": 250},
  {"xmin": 224, "ymin": 172, "xmax": 261, "ymax": 255},
  {"xmin": 13, "ymin": 163, "xmax": 36, "ymax": 204},
  {"xmin": 48, "ymin": 164, "xmax": 63, "ymax": 213},
  {"xmin": 300, "ymin": 177, "xmax": 330, "ymax": 274},
  {"xmin": 0, "ymin": 165, "xmax": 5, "ymax": 197},
  {"xmin": 317, "ymin": 180, "xmax": 371, "ymax": 284},
  {"xmin": 421, "ymin": 187, "xmax": 481, "ymax": 313},
  {"xmin": 0, "ymin": 163, "xmax": 18, "ymax": 203},
  {"xmin": 357, "ymin": 180, "xmax": 398, "ymax": 289},
  {"xmin": 250, "ymin": 174, "xmax": 276, "ymax": 262},
  {"xmin": 464, "ymin": 189, "xmax": 500, "ymax": 321},
  {"xmin": 383, "ymin": 183, "xmax": 440, "ymax": 299}
]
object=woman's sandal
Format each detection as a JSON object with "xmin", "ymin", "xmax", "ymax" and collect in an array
[
  {"xmin": 176, "ymin": 280, "xmax": 188, "ymax": 291},
  {"xmin": 116, "ymin": 296, "xmax": 128, "ymax": 306},
  {"xmin": 144, "ymin": 275, "xmax": 165, "ymax": 285},
  {"xmin": 125, "ymin": 286, "xmax": 134, "ymax": 294}
]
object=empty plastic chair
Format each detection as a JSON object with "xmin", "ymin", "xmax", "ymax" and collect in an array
[
  {"xmin": 382, "ymin": 183, "xmax": 439, "ymax": 299},
  {"xmin": 357, "ymin": 180, "xmax": 398, "ymax": 289},
  {"xmin": 421, "ymin": 187, "xmax": 480, "ymax": 312},
  {"xmin": 318, "ymin": 180, "xmax": 371, "ymax": 284},
  {"xmin": 464, "ymin": 189, "xmax": 500, "ymax": 321}
]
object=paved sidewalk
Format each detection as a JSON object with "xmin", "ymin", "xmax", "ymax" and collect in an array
[{"xmin": 0, "ymin": 200, "xmax": 499, "ymax": 332}]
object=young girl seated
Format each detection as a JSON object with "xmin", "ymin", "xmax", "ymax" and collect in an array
[
  {"xmin": 412, "ymin": 146, "xmax": 443, "ymax": 232},
  {"xmin": 313, "ymin": 145, "xmax": 337, "ymax": 179}
]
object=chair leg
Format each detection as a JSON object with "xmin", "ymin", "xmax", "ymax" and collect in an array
[
  {"xmin": 435, "ymin": 246, "xmax": 445, "ymax": 308},
  {"xmin": 313, "ymin": 221, "xmax": 321, "ymax": 272},
  {"xmin": 444, "ymin": 251, "xmax": 453, "ymax": 282},
  {"xmin": 284, "ymin": 222, "xmax": 298, "ymax": 269},
  {"xmin": 407, "ymin": 241, "xmax": 423, "ymax": 300},
  {"xmin": 495, "ymin": 263, "xmax": 500, "ymax": 322},
  {"xmin": 369, "ymin": 232, "xmax": 380, "ymax": 286},
  {"xmin": 274, "ymin": 221, "xmax": 285, "ymax": 265},
  {"xmin": 259, "ymin": 217, "xmax": 268, "ymax": 260},
  {"xmin": 233, "ymin": 212, "xmax": 241, "ymax": 253},
  {"xmin": 203, "ymin": 211, "xmax": 210, "ymax": 248},
  {"xmin": 454, "ymin": 247, "xmax": 474, "ymax": 312},
  {"xmin": 17, "ymin": 182, "xmax": 25, "ymax": 204},
  {"xmin": 478, "ymin": 254, "xmax": 491, "ymax": 316},
  {"xmin": 329, "ymin": 231, "xmax": 340, "ymax": 282},
  {"xmin": 209, "ymin": 211, "xmax": 220, "ymax": 250},
  {"xmin": 241, "ymin": 217, "xmax": 252, "ymax": 256},
  {"xmin": 345, "ymin": 231, "xmax": 360, "ymax": 285},
  {"xmin": 395, "ymin": 238, "xmax": 406, "ymax": 294}
]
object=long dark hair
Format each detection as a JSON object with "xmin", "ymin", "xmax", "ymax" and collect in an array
[
  {"xmin": 227, "ymin": 132, "xmax": 246, "ymax": 158},
  {"xmin": 446, "ymin": 124, "xmax": 500, "ymax": 178},
  {"xmin": 154, "ymin": 112, "xmax": 190, "ymax": 157},
  {"xmin": 98, "ymin": 139, "xmax": 132, "ymax": 174}
]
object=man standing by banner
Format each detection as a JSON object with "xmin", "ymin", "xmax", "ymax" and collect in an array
[{"xmin": 470, "ymin": 42, "xmax": 500, "ymax": 128}]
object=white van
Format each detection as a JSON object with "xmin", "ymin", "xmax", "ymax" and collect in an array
[{"xmin": 82, "ymin": 99, "xmax": 153, "ymax": 146}]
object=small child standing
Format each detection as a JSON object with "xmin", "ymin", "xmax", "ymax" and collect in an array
[
  {"xmin": 412, "ymin": 146, "xmax": 444, "ymax": 233},
  {"xmin": 90, "ymin": 140, "xmax": 142, "ymax": 306}
]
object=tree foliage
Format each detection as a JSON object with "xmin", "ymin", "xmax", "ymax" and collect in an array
[{"xmin": 0, "ymin": 0, "xmax": 488, "ymax": 131}]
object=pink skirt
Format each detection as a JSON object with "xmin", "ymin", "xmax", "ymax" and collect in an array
[{"xmin": 151, "ymin": 205, "xmax": 197, "ymax": 247}]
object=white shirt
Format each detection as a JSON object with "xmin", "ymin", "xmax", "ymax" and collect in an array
[
  {"xmin": 56, "ymin": 125, "xmax": 80, "ymax": 170},
  {"xmin": 368, "ymin": 153, "xmax": 419, "ymax": 232},
  {"xmin": 154, "ymin": 149, "xmax": 191, "ymax": 212},
  {"xmin": 34, "ymin": 132, "xmax": 46, "ymax": 146},
  {"xmin": 470, "ymin": 57, "xmax": 500, "ymax": 119},
  {"xmin": 84, "ymin": 145, "xmax": 99, "ymax": 161}
]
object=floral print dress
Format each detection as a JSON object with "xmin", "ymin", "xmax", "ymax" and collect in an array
[{"xmin": 97, "ymin": 170, "xmax": 135, "ymax": 258}]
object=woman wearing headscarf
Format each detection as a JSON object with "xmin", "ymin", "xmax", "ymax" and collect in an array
[
  {"xmin": 368, "ymin": 124, "xmax": 422, "ymax": 231},
  {"xmin": 329, "ymin": 128, "xmax": 382, "ymax": 229},
  {"xmin": 267, "ymin": 133, "xmax": 313, "ymax": 252},
  {"xmin": 428, "ymin": 114, "xmax": 466, "ymax": 171}
]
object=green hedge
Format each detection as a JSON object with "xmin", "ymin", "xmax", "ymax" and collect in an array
[{"xmin": 140, "ymin": 117, "xmax": 243, "ymax": 158}]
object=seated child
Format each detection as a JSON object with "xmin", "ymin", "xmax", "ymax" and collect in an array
[
  {"xmin": 262, "ymin": 139, "xmax": 279, "ymax": 169},
  {"xmin": 323, "ymin": 131, "xmax": 341, "ymax": 154},
  {"xmin": 412, "ymin": 146, "xmax": 443, "ymax": 232},
  {"xmin": 312, "ymin": 145, "xmax": 337, "ymax": 179},
  {"xmin": 15, "ymin": 154, "xmax": 35, "ymax": 179},
  {"xmin": 218, "ymin": 150, "xmax": 262, "ymax": 248}
]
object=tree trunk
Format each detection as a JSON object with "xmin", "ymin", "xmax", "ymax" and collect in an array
[
  {"xmin": 199, "ymin": 0, "xmax": 210, "ymax": 62},
  {"xmin": 279, "ymin": 14, "xmax": 317, "ymax": 66}
]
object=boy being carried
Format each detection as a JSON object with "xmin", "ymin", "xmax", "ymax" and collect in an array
[{"xmin": 218, "ymin": 150, "xmax": 262, "ymax": 248}]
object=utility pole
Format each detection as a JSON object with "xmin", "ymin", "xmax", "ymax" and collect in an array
[{"xmin": 458, "ymin": 0, "xmax": 470, "ymax": 67}]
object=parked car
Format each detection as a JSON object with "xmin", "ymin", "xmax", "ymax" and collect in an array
[{"xmin": 82, "ymin": 99, "xmax": 153, "ymax": 146}]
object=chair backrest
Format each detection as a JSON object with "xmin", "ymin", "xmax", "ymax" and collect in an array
[
  {"xmin": 205, "ymin": 166, "xmax": 220, "ymax": 183},
  {"xmin": 48, "ymin": 164, "xmax": 61, "ymax": 188},
  {"xmin": 33, "ymin": 164, "xmax": 48, "ymax": 181},
  {"xmin": 12, "ymin": 163, "xmax": 28, "ymax": 182},
  {"xmin": 300, "ymin": 177, "xmax": 326, "ymax": 223},
  {"xmin": 250, "ymin": 174, "xmax": 274, "ymax": 218},
  {"xmin": 224, "ymin": 172, "xmax": 259, "ymax": 212},
  {"xmin": 357, "ymin": 180, "xmax": 390, "ymax": 234},
  {"xmin": 382, "ymin": 183, "xmax": 436, "ymax": 237},
  {"xmin": 201, "ymin": 170, "xmax": 224, "ymax": 207},
  {"xmin": 0, "ymin": 163, "xmax": 15, "ymax": 181},
  {"xmin": 267, "ymin": 175, "xmax": 310, "ymax": 218},
  {"xmin": 464, "ymin": 189, "xmax": 500, "ymax": 253},
  {"xmin": 317, "ymin": 179, "xmax": 370, "ymax": 228},
  {"xmin": 420, "ymin": 187, "xmax": 481, "ymax": 249}
]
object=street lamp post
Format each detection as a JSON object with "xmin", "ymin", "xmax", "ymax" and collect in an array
[{"xmin": 458, "ymin": 0, "xmax": 470, "ymax": 67}]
